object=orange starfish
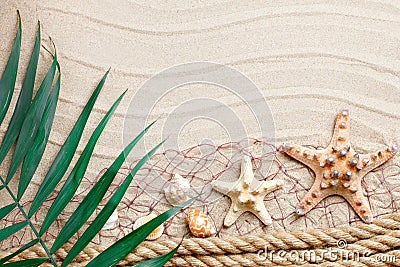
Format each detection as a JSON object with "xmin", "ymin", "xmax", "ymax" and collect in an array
[{"xmin": 281, "ymin": 109, "xmax": 397, "ymax": 223}]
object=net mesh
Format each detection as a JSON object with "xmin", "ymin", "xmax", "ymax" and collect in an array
[{"xmin": 1, "ymin": 138, "xmax": 399, "ymax": 250}]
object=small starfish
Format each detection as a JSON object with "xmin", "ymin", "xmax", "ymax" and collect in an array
[
  {"xmin": 281, "ymin": 109, "xmax": 397, "ymax": 223},
  {"xmin": 212, "ymin": 155, "xmax": 283, "ymax": 227}
]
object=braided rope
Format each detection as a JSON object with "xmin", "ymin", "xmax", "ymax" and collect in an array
[{"xmin": 2, "ymin": 212, "xmax": 400, "ymax": 266}]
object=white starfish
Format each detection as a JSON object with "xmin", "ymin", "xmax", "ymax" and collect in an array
[{"xmin": 212, "ymin": 155, "xmax": 283, "ymax": 227}]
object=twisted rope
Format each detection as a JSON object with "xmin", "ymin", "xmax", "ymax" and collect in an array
[{"xmin": 2, "ymin": 212, "xmax": 400, "ymax": 266}]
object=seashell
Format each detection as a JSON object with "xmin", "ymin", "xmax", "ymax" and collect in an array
[
  {"xmin": 164, "ymin": 174, "xmax": 191, "ymax": 206},
  {"xmin": 102, "ymin": 209, "xmax": 119, "ymax": 230},
  {"xmin": 133, "ymin": 214, "xmax": 164, "ymax": 240},
  {"xmin": 186, "ymin": 209, "xmax": 216, "ymax": 238}
]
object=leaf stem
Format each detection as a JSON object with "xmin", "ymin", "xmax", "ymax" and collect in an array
[{"xmin": 0, "ymin": 176, "xmax": 57, "ymax": 266}]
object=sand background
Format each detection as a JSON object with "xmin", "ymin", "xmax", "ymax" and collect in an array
[{"xmin": 0, "ymin": 0, "xmax": 400, "ymax": 250}]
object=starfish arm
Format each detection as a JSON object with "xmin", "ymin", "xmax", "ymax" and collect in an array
[
  {"xmin": 281, "ymin": 143, "xmax": 321, "ymax": 169},
  {"xmin": 342, "ymin": 187, "xmax": 373, "ymax": 223},
  {"xmin": 241, "ymin": 155, "xmax": 256, "ymax": 186},
  {"xmin": 254, "ymin": 203, "xmax": 273, "ymax": 225},
  {"xmin": 329, "ymin": 109, "xmax": 351, "ymax": 148},
  {"xmin": 357, "ymin": 145, "xmax": 397, "ymax": 176},
  {"xmin": 212, "ymin": 180, "xmax": 236, "ymax": 195},
  {"xmin": 223, "ymin": 201, "xmax": 245, "ymax": 227},
  {"xmin": 296, "ymin": 181, "xmax": 331, "ymax": 216},
  {"xmin": 256, "ymin": 179, "xmax": 284, "ymax": 195}
]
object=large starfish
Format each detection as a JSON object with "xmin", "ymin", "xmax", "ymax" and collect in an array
[
  {"xmin": 212, "ymin": 155, "xmax": 283, "ymax": 227},
  {"xmin": 281, "ymin": 109, "xmax": 397, "ymax": 223}
]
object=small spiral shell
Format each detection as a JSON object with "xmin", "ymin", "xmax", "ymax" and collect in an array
[
  {"xmin": 133, "ymin": 214, "xmax": 164, "ymax": 240},
  {"xmin": 186, "ymin": 209, "xmax": 216, "ymax": 238},
  {"xmin": 164, "ymin": 174, "xmax": 191, "ymax": 206}
]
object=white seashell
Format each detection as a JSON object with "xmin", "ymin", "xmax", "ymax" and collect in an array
[
  {"xmin": 133, "ymin": 214, "xmax": 164, "ymax": 240},
  {"xmin": 102, "ymin": 209, "xmax": 119, "ymax": 230},
  {"xmin": 164, "ymin": 174, "xmax": 191, "ymax": 206}
]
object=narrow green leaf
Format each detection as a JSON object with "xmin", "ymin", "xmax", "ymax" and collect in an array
[
  {"xmin": 17, "ymin": 73, "xmax": 60, "ymax": 200},
  {"xmin": 28, "ymin": 70, "xmax": 109, "ymax": 217},
  {"xmin": 132, "ymin": 241, "xmax": 181, "ymax": 267},
  {"xmin": 0, "ymin": 12, "xmax": 21, "ymax": 126},
  {"xmin": 1, "ymin": 258, "xmax": 48, "ymax": 267},
  {"xmin": 86, "ymin": 196, "xmax": 199, "ymax": 267},
  {"xmin": 0, "ymin": 185, "xmax": 4, "ymax": 191},
  {"xmin": 0, "ymin": 239, "xmax": 39, "ymax": 265},
  {"xmin": 52, "ymin": 120, "xmax": 155, "ymax": 253},
  {"xmin": 0, "ymin": 221, "xmax": 28, "ymax": 243},
  {"xmin": 0, "ymin": 22, "xmax": 40, "ymax": 164},
  {"xmin": 0, "ymin": 204, "xmax": 16, "ymax": 220},
  {"xmin": 62, "ymin": 141, "xmax": 163, "ymax": 266},
  {"xmin": 39, "ymin": 90, "xmax": 126, "ymax": 235},
  {"xmin": 5, "ymin": 55, "xmax": 57, "ymax": 183}
]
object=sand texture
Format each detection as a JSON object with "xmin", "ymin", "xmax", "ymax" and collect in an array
[{"xmin": 0, "ymin": 0, "xmax": 399, "ymax": 250}]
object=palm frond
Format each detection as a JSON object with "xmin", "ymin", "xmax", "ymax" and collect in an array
[
  {"xmin": 0, "ymin": 12, "xmax": 187, "ymax": 267},
  {"xmin": 1, "ymin": 258, "xmax": 48, "ymax": 267},
  {"xmin": 0, "ymin": 11, "xmax": 21, "ymax": 126},
  {"xmin": 51, "ymin": 121, "xmax": 156, "ymax": 254},
  {"xmin": 0, "ymin": 222, "xmax": 28, "ymax": 243},
  {"xmin": 39, "ymin": 90, "xmax": 127, "ymax": 235},
  {"xmin": 5, "ymin": 54, "xmax": 57, "ymax": 183},
  {"xmin": 0, "ymin": 20, "xmax": 39, "ymax": 164},
  {"xmin": 86, "ymin": 196, "xmax": 199, "ymax": 267},
  {"xmin": 18, "ymin": 72, "xmax": 60, "ymax": 200},
  {"xmin": 0, "ymin": 204, "xmax": 17, "ymax": 221},
  {"xmin": 0, "ymin": 239, "xmax": 39, "ymax": 265},
  {"xmin": 132, "ymin": 241, "xmax": 182, "ymax": 267},
  {"xmin": 28, "ymin": 69, "xmax": 109, "ymax": 218},
  {"xmin": 61, "ymin": 139, "xmax": 163, "ymax": 266}
]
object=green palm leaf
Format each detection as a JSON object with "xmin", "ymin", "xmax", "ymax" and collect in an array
[
  {"xmin": 0, "ymin": 12, "xmax": 185, "ymax": 267},
  {"xmin": 5, "ymin": 54, "xmax": 57, "ymax": 183},
  {"xmin": 39, "ymin": 90, "xmax": 127, "ymax": 235},
  {"xmin": 0, "ymin": 204, "xmax": 16, "ymax": 221},
  {"xmin": 0, "ymin": 239, "xmax": 39, "ymax": 265},
  {"xmin": 61, "ymin": 140, "xmax": 163, "ymax": 266},
  {"xmin": 132, "ymin": 241, "xmax": 181, "ymax": 267},
  {"xmin": 0, "ymin": 21, "xmax": 40, "ymax": 164},
  {"xmin": 18, "ymin": 73, "xmax": 60, "ymax": 200},
  {"xmin": 28, "ymin": 70, "xmax": 109, "ymax": 218},
  {"xmin": 0, "ymin": 222, "xmax": 28, "ymax": 243},
  {"xmin": 0, "ymin": 12, "xmax": 21, "ymax": 126},
  {"xmin": 86, "ymin": 196, "xmax": 199, "ymax": 267},
  {"xmin": 1, "ymin": 258, "xmax": 48, "ymax": 267},
  {"xmin": 51, "ymin": 121, "xmax": 156, "ymax": 253}
]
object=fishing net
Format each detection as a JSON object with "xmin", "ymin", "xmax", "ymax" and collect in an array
[{"xmin": 1, "ymin": 137, "xmax": 399, "ymax": 251}]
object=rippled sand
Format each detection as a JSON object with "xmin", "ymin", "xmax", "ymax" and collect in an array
[{"xmin": 0, "ymin": 0, "xmax": 399, "ymax": 248}]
